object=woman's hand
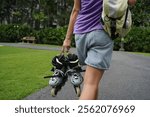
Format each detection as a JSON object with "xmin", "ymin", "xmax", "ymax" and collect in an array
[
  {"xmin": 128, "ymin": 0, "xmax": 136, "ymax": 6},
  {"xmin": 62, "ymin": 38, "xmax": 71, "ymax": 53}
]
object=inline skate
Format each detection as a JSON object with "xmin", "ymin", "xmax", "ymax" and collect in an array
[
  {"xmin": 44, "ymin": 54, "xmax": 67, "ymax": 97},
  {"xmin": 44, "ymin": 53, "xmax": 84, "ymax": 97},
  {"xmin": 65, "ymin": 53, "xmax": 84, "ymax": 97}
]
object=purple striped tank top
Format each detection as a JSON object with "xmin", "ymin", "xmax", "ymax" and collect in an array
[{"xmin": 74, "ymin": 0, "xmax": 103, "ymax": 34}]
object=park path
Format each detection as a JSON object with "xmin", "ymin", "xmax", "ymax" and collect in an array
[{"xmin": 1, "ymin": 43, "xmax": 150, "ymax": 100}]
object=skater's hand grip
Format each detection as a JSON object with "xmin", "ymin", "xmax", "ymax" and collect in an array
[
  {"xmin": 62, "ymin": 38, "xmax": 71, "ymax": 53},
  {"xmin": 60, "ymin": 50, "xmax": 70, "ymax": 57}
]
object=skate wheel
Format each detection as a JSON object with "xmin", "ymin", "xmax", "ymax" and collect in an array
[
  {"xmin": 51, "ymin": 88, "xmax": 56, "ymax": 97},
  {"xmin": 75, "ymin": 86, "xmax": 81, "ymax": 97}
]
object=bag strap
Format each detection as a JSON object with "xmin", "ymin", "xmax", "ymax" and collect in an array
[
  {"xmin": 110, "ymin": 19, "xmax": 117, "ymax": 39},
  {"xmin": 123, "ymin": 7, "xmax": 129, "ymax": 28}
]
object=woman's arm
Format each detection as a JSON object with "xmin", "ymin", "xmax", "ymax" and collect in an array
[
  {"xmin": 62, "ymin": 0, "xmax": 80, "ymax": 52},
  {"xmin": 128, "ymin": 0, "xmax": 136, "ymax": 6}
]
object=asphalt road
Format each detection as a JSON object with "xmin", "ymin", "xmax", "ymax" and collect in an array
[{"xmin": 1, "ymin": 43, "xmax": 150, "ymax": 100}]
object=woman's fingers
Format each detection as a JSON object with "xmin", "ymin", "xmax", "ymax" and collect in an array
[
  {"xmin": 62, "ymin": 39, "xmax": 71, "ymax": 53},
  {"xmin": 61, "ymin": 46, "xmax": 70, "ymax": 53}
]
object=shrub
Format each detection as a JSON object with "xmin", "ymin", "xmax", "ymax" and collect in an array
[
  {"xmin": 1, "ymin": 24, "xmax": 149, "ymax": 52},
  {"xmin": 0, "ymin": 24, "xmax": 34, "ymax": 42},
  {"xmin": 35, "ymin": 26, "xmax": 75, "ymax": 46},
  {"xmin": 35, "ymin": 27, "xmax": 65, "ymax": 45},
  {"xmin": 124, "ymin": 27, "xmax": 150, "ymax": 52},
  {"xmin": 114, "ymin": 27, "xmax": 150, "ymax": 53},
  {"xmin": 0, "ymin": 25, "xmax": 75, "ymax": 46}
]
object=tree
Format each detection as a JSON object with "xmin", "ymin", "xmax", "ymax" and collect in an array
[
  {"xmin": 0, "ymin": 0, "xmax": 15, "ymax": 24},
  {"xmin": 0, "ymin": 0, "xmax": 74, "ymax": 28}
]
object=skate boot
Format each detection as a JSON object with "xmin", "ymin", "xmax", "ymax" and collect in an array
[
  {"xmin": 45, "ymin": 54, "xmax": 67, "ymax": 97},
  {"xmin": 66, "ymin": 53, "xmax": 84, "ymax": 97}
]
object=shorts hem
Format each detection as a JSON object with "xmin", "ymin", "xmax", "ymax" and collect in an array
[{"xmin": 85, "ymin": 61, "xmax": 109, "ymax": 70}]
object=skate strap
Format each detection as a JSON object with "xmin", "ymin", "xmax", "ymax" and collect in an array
[
  {"xmin": 56, "ymin": 58, "xmax": 63, "ymax": 65},
  {"xmin": 69, "ymin": 59, "xmax": 79, "ymax": 64},
  {"xmin": 72, "ymin": 66, "xmax": 85, "ymax": 72},
  {"xmin": 44, "ymin": 69, "xmax": 65, "ymax": 79},
  {"xmin": 53, "ymin": 69, "xmax": 65, "ymax": 76},
  {"xmin": 52, "ymin": 54, "xmax": 66, "ymax": 68},
  {"xmin": 65, "ymin": 67, "xmax": 85, "ymax": 76},
  {"xmin": 44, "ymin": 76, "xmax": 52, "ymax": 78}
]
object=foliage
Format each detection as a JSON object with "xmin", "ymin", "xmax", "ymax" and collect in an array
[
  {"xmin": 131, "ymin": 0, "xmax": 150, "ymax": 27},
  {"xmin": 33, "ymin": 11, "xmax": 48, "ymax": 22},
  {"xmin": 35, "ymin": 26, "xmax": 75, "ymax": 46},
  {"xmin": 0, "ymin": 24, "xmax": 75, "ymax": 46},
  {"xmin": 114, "ymin": 26, "xmax": 150, "ymax": 53},
  {"xmin": 124, "ymin": 27, "xmax": 150, "ymax": 52},
  {"xmin": 0, "ymin": 24, "xmax": 149, "ymax": 52},
  {"xmin": 0, "ymin": 24, "xmax": 34, "ymax": 42},
  {"xmin": 0, "ymin": 0, "xmax": 149, "ymax": 28},
  {"xmin": 35, "ymin": 27, "xmax": 66, "ymax": 45},
  {"xmin": 0, "ymin": 0, "xmax": 73, "ymax": 29}
]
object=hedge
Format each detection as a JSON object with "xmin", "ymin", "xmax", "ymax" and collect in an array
[
  {"xmin": 114, "ymin": 26, "xmax": 150, "ymax": 53},
  {"xmin": 0, "ymin": 24, "xmax": 149, "ymax": 52},
  {"xmin": 0, "ymin": 24, "xmax": 34, "ymax": 42},
  {"xmin": 35, "ymin": 26, "xmax": 68, "ymax": 45}
]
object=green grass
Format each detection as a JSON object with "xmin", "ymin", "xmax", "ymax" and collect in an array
[
  {"xmin": 0, "ymin": 46, "xmax": 59, "ymax": 100},
  {"xmin": 35, "ymin": 43, "xmax": 61, "ymax": 47},
  {"xmin": 129, "ymin": 52, "xmax": 150, "ymax": 57},
  {"xmin": 20, "ymin": 43, "xmax": 61, "ymax": 48}
]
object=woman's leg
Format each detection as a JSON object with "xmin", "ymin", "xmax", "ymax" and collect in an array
[{"xmin": 79, "ymin": 65, "xmax": 104, "ymax": 100}]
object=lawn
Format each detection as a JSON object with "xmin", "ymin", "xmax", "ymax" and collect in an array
[
  {"xmin": 129, "ymin": 52, "xmax": 150, "ymax": 57},
  {"xmin": 0, "ymin": 46, "xmax": 59, "ymax": 100}
]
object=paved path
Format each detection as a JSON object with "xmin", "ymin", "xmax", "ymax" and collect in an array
[
  {"xmin": 1, "ymin": 43, "xmax": 150, "ymax": 100},
  {"xmin": 0, "ymin": 42, "xmax": 62, "ymax": 51}
]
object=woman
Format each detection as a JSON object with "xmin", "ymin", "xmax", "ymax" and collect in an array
[{"xmin": 62, "ymin": 0, "xmax": 136, "ymax": 100}]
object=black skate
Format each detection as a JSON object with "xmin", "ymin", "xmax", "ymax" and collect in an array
[
  {"xmin": 44, "ymin": 54, "xmax": 67, "ymax": 97},
  {"xmin": 65, "ymin": 53, "xmax": 84, "ymax": 97}
]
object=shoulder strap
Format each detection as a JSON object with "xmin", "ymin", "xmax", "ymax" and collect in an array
[
  {"xmin": 123, "ymin": 7, "xmax": 129, "ymax": 28},
  {"xmin": 110, "ymin": 19, "xmax": 117, "ymax": 39}
]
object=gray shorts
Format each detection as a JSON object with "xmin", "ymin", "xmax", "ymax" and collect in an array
[{"xmin": 75, "ymin": 30, "xmax": 114, "ymax": 70}]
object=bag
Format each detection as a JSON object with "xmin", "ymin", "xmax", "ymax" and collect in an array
[{"xmin": 101, "ymin": 0, "xmax": 132, "ymax": 39}]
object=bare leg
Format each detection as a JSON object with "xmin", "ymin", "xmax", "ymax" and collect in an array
[{"xmin": 79, "ymin": 65, "xmax": 104, "ymax": 100}]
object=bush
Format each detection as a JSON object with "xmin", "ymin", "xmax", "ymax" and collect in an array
[
  {"xmin": 124, "ymin": 27, "xmax": 150, "ymax": 53},
  {"xmin": 1, "ymin": 24, "xmax": 149, "ymax": 52},
  {"xmin": 0, "ymin": 24, "xmax": 75, "ymax": 46},
  {"xmin": 35, "ymin": 27, "xmax": 66, "ymax": 45},
  {"xmin": 35, "ymin": 26, "xmax": 75, "ymax": 46},
  {"xmin": 114, "ymin": 27, "xmax": 150, "ymax": 53},
  {"xmin": 0, "ymin": 24, "xmax": 34, "ymax": 42}
]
